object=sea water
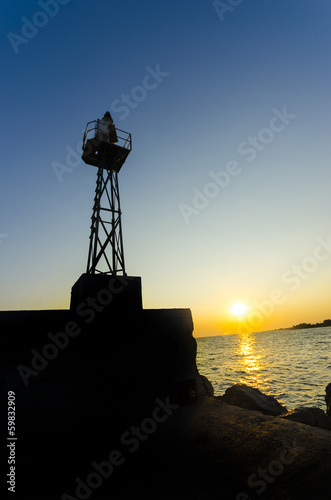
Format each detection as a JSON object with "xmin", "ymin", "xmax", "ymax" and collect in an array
[{"xmin": 196, "ymin": 327, "xmax": 331, "ymax": 410}]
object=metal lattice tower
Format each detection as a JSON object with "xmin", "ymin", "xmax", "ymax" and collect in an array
[{"xmin": 81, "ymin": 112, "xmax": 132, "ymax": 275}]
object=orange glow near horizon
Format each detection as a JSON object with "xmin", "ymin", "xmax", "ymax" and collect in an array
[
  {"xmin": 5, "ymin": 281, "xmax": 331, "ymax": 340},
  {"xmin": 192, "ymin": 294, "xmax": 331, "ymax": 338}
]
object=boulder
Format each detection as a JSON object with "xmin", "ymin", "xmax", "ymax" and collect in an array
[
  {"xmin": 325, "ymin": 383, "xmax": 331, "ymax": 416},
  {"xmin": 200, "ymin": 375, "xmax": 214, "ymax": 397},
  {"xmin": 280, "ymin": 407, "xmax": 331, "ymax": 430},
  {"xmin": 219, "ymin": 383, "xmax": 287, "ymax": 416}
]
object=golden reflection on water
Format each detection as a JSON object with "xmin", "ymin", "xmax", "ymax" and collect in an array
[{"xmin": 236, "ymin": 333, "xmax": 270, "ymax": 390}]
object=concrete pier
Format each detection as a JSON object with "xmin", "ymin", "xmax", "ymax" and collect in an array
[{"xmin": 2, "ymin": 277, "xmax": 331, "ymax": 499}]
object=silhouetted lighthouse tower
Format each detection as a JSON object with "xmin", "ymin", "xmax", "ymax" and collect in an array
[
  {"xmin": 70, "ymin": 112, "xmax": 142, "ymax": 313},
  {"xmin": 82, "ymin": 112, "xmax": 132, "ymax": 275}
]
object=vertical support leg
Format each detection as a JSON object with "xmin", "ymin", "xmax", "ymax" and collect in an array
[
  {"xmin": 86, "ymin": 166, "xmax": 126, "ymax": 275},
  {"xmin": 86, "ymin": 166, "xmax": 102, "ymax": 274}
]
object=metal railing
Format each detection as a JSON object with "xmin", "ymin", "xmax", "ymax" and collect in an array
[{"xmin": 83, "ymin": 121, "xmax": 132, "ymax": 151}]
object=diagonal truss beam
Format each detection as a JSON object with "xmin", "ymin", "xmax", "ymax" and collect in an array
[{"xmin": 86, "ymin": 165, "xmax": 126, "ymax": 275}]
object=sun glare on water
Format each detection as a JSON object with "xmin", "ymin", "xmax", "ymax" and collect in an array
[{"xmin": 230, "ymin": 302, "xmax": 249, "ymax": 318}]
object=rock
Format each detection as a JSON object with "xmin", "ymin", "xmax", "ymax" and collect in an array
[
  {"xmin": 200, "ymin": 375, "xmax": 214, "ymax": 397},
  {"xmin": 325, "ymin": 383, "xmax": 331, "ymax": 416},
  {"xmin": 219, "ymin": 383, "xmax": 288, "ymax": 416},
  {"xmin": 280, "ymin": 407, "xmax": 331, "ymax": 430}
]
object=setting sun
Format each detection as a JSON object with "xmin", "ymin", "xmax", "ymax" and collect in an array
[{"xmin": 230, "ymin": 302, "xmax": 249, "ymax": 317}]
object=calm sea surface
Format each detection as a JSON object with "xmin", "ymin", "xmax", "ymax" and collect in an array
[{"xmin": 196, "ymin": 327, "xmax": 331, "ymax": 410}]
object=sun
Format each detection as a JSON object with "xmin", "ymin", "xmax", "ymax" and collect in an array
[{"xmin": 230, "ymin": 302, "xmax": 249, "ymax": 317}]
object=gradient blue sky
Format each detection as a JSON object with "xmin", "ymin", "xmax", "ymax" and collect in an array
[{"xmin": 1, "ymin": 0, "xmax": 331, "ymax": 336}]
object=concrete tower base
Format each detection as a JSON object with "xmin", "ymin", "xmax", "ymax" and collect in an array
[{"xmin": 70, "ymin": 273, "xmax": 143, "ymax": 313}]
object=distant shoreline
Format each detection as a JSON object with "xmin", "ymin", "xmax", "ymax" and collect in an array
[
  {"xmin": 198, "ymin": 321, "xmax": 331, "ymax": 337},
  {"xmin": 278, "ymin": 319, "xmax": 331, "ymax": 331}
]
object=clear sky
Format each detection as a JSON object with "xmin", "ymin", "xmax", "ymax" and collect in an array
[{"xmin": 1, "ymin": 0, "xmax": 331, "ymax": 337}]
